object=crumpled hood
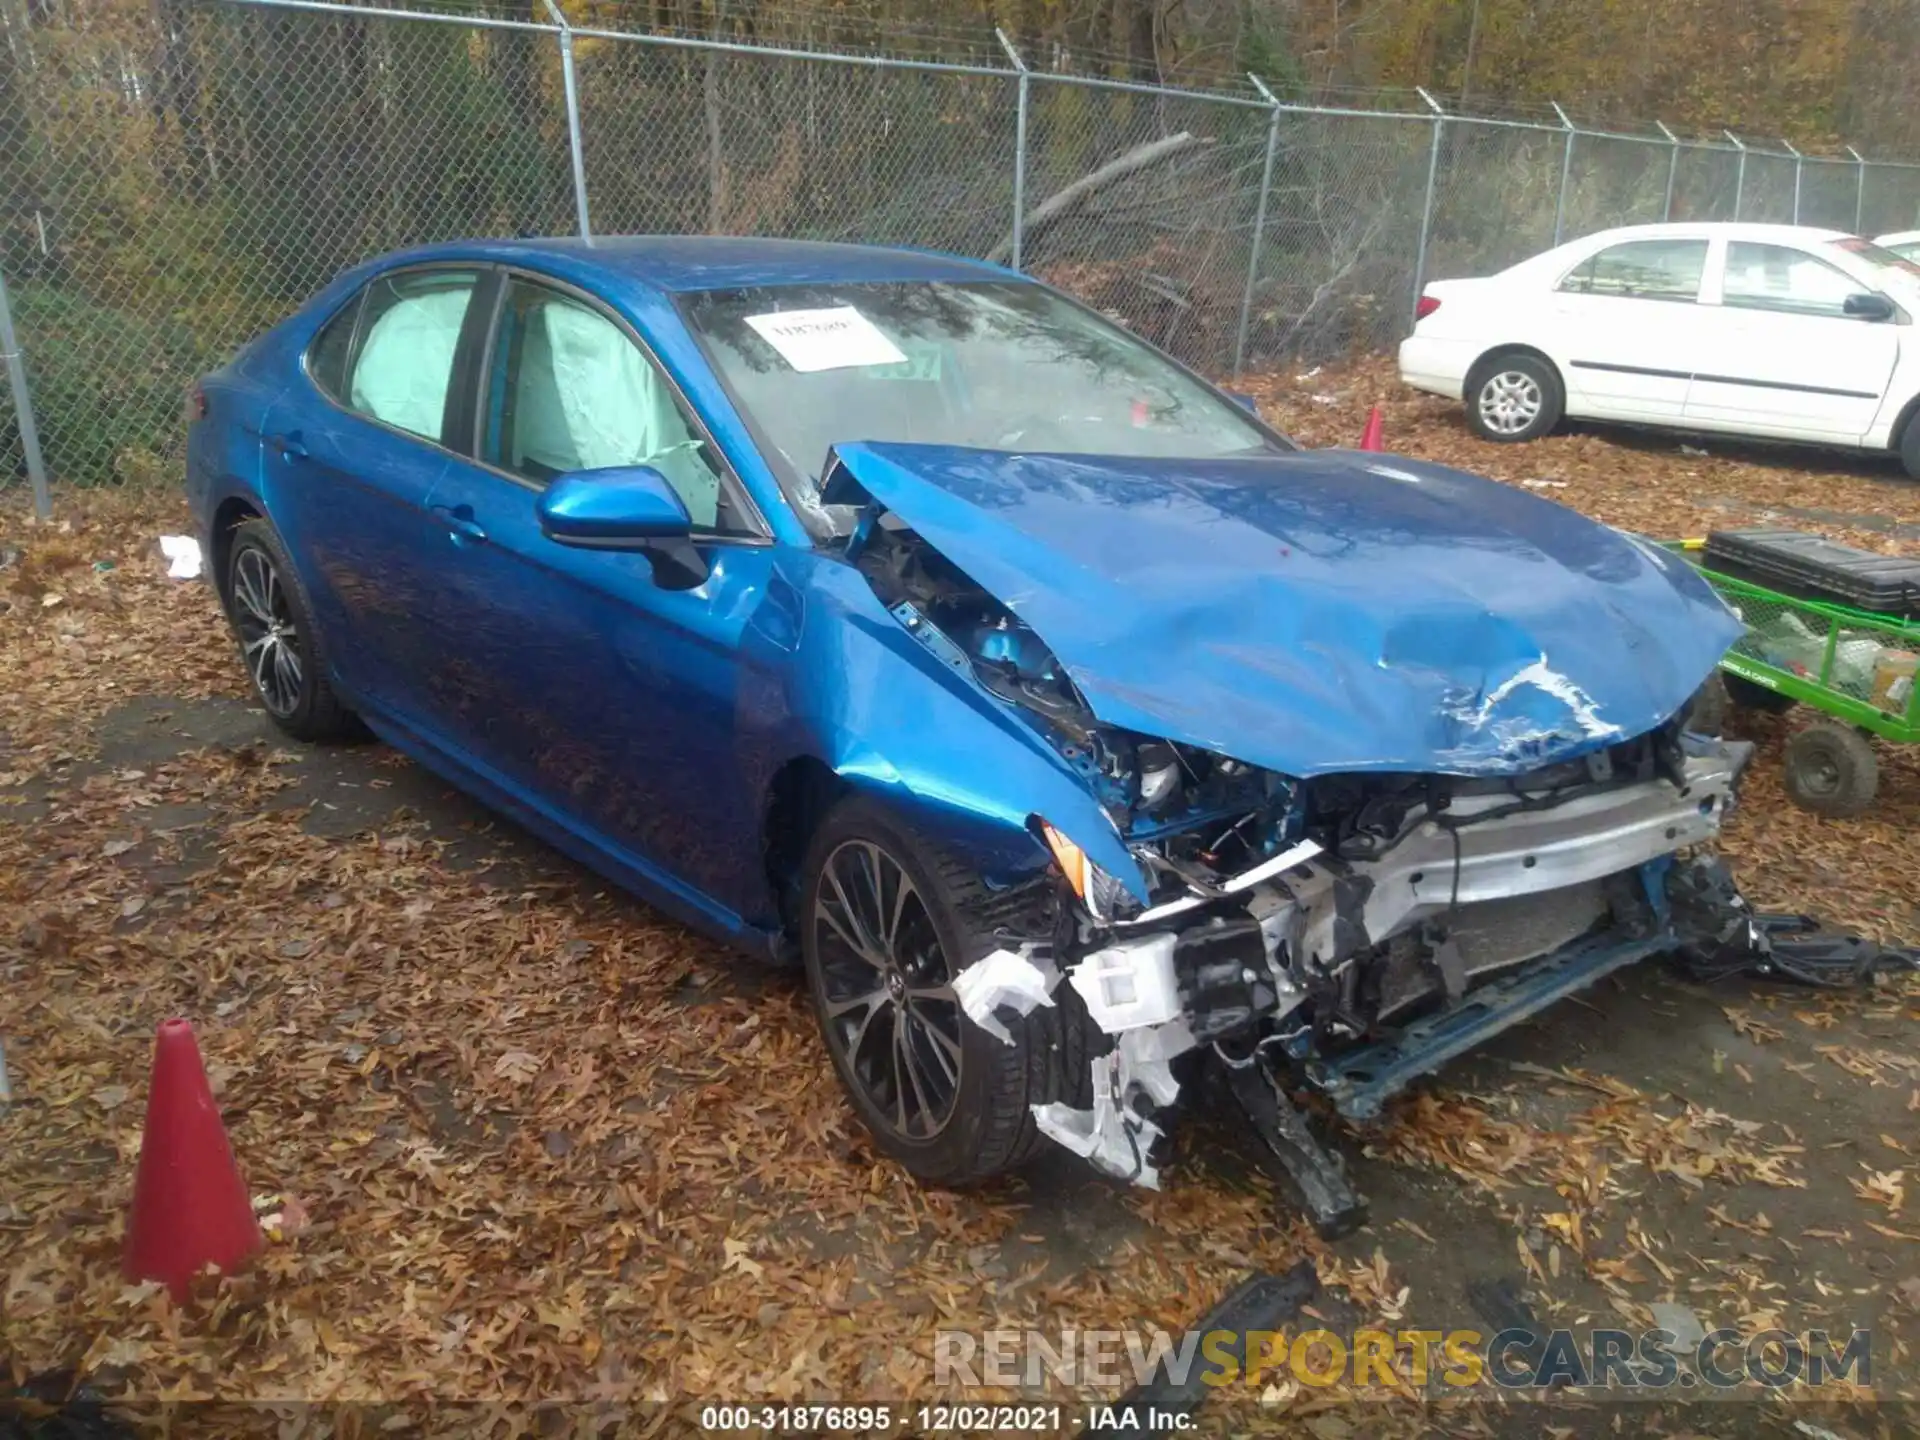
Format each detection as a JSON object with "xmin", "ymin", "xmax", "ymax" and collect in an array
[{"xmin": 825, "ymin": 443, "xmax": 1743, "ymax": 777}]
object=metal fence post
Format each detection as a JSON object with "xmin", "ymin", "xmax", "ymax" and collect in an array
[
  {"xmin": 1847, "ymin": 145, "xmax": 1867, "ymax": 233},
  {"xmin": 542, "ymin": 0, "xmax": 592, "ymax": 241},
  {"xmin": 1725, "ymin": 130, "xmax": 1747, "ymax": 220},
  {"xmin": 1551, "ymin": 101, "xmax": 1575, "ymax": 244},
  {"xmin": 1782, "ymin": 138, "xmax": 1802, "ymax": 224},
  {"xmin": 996, "ymin": 28, "xmax": 1029, "ymax": 271},
  {"xmin": 1233, "ymin": 74, "xmax": 1283, "ymax": 378},
  {"xmin": 1411, "ymin": 87, "xmax": 1446, "ymax": 328},
  {"xmin": 1656, "ymin": 121, "xmax": 1680, "ymax": 221},
  {"xmin": 0, "ymin": 265, "xmax": 52, "ymax": 520}
]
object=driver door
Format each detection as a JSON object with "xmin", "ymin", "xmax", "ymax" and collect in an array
[
  {"xmin": 417, "ymin": 273, "xmax": 779, "ymax": 917},
  {"xmin": 1683, "ymin": 240, "xmax": 1900, "ymax": 442}
]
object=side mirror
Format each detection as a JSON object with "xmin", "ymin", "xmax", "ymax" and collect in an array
[
  {"xmin": 1224, "ymin": 391, "xmax": 1259, "ymax": 414},
  {"xmin": 1844, "ymin": 291, "xmax": 1896, "ymax": 322},
  {"xmin": 536, "ymin": 465, "xmax": 708, "ymax": 589}
]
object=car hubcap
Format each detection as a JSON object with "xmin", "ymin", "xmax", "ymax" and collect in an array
[
  {"xmin": 231, "ymin": 547, "xmax": 303, "ymax": 717},
  {"xmin": 812, "ymin": 839, "xmax": 962, "ymax": 1141},
  {"xmin": 1478, "ymin": 370, "xmax": 1543, "ymax": 435}
]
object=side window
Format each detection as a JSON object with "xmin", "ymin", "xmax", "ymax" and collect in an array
[
  {"xmin": 1723, "ymin": 243, "xmax": 1860, "ymax": 318},
  {"xmin": 345, "ymin": 269, "xmax": 480, "ymax": 442},
  {"xmin": 307, "ymin": 294, "xmax": 361, "ymax": 402},
  {"xmin": 1558, "ymin": 239, "xmax": 1708, "ymax": 301},
  {"xmin": 482, "ymin": 279, "xmax": 738, "ymax": 532}
]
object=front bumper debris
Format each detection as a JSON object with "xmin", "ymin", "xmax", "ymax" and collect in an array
[
  {"xmin": 950, "ymin": 741, "xmax": 1913, "ymax": 1238},
  {"xmin": 1306, "ymin": 928, "xmax": 1675, "ymax": 1123}
]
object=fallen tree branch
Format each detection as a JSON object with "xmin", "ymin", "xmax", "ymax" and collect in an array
[{"xmin": 987, "ymin": 131, "xmax": 1209, "ymax": 265}]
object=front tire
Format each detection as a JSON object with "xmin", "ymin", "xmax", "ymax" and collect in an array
[
  {"xmin": 220, "ymin": 519, "xmax": 358, "ymax": 742},
  {"xmin": 1899, "ymin": 412, "xmax": 1920, "ymax": 480},
  {"xmin": 1465, "ymin": 352, "xmax": 1563, "ymax": 443},
  {"xmin": 799, "ymin": 797, "xmax": 1095, "ymax": 1186}
]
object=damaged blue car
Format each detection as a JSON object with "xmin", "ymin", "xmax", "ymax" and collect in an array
[{"xmin": 188, "ymin": 236, "xmax": 1772, "ymax": 1235}]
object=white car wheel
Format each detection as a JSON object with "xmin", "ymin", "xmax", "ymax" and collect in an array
[{"xmin": 1466, "ymin": 353, "xmax": 1563, "ymax": 444}]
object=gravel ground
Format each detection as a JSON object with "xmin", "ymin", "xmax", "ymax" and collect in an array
[{"xmin": 3, "ymin": 365, "xmax": 1917, "ymax": 1437}]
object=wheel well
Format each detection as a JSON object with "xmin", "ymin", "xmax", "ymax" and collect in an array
[
  {"xmin": 209, "ymin": 497, "xmax": 262, "ymax": 590},
  {"xmin": 762, "ymin": 756, "xmax": 847, "ymax": 934},
  {"xmin": 1464, "ymin": 344, "xmax": 1562, "ymax": 403}
]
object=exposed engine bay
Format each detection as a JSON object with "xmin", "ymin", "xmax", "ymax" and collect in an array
[{"xmin": 853, "ymin": 513, "xmax": 1917, "ymax": 1236}]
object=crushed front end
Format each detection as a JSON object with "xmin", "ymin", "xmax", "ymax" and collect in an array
[
  {"xmin": 848, "ymin": 510, "xmax": 1767, "ymax": 1235},
  {"xmin": 825, "ymin": 445, "xmax": 1919, "ymax": 1237},
  {"xmin": 985, "ymin": 724, "xmax": 1751, "ymax": 1235}
]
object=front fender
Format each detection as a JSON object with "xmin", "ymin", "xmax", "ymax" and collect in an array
[{"xmin": 739, "ymin": 551, "xmax": 1143, "ymax": 904}]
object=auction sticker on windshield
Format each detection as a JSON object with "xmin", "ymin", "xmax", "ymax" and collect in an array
[{"xmin": 744, "ymin": 306, "xmax": 907, "ymax": 372}]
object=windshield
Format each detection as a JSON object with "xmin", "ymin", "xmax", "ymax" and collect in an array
[
  {"xmin": 678, "ymin": 280, "xmax": 1286, "ymax": 531},
  {"xmin": 1834, "ymin": 236, "xmax": 1920, "ymax": 289}
]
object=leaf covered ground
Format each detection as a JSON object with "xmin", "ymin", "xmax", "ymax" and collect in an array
[{"xmin": 3, "ymin": 369, "xmax": 1918, "ymax": 1436}]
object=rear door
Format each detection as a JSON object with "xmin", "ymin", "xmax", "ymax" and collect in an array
[
  {"xmin": 1683, "ymin": 240, "xmax": 1900, "ymax": 441},
  {"xmin": 260, "ymin": 264, "xmax": 485, "ymax": 721},
  {"xmin": 1548, "ymin": 236, "xmax": 1711, "ymax": 422}
]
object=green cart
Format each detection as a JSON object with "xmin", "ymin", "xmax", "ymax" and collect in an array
[{"xmin": 1675, "ymin": 539, "xmax": 1919, "ymax": 817}]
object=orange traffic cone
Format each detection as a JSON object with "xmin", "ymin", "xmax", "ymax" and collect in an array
[
  {"xmin": 122, "ymin": 1019, "xmax": 261, "ymax": 1301},
  {"xmin": 1358, "ymin": 406, "xmax": 1385, "ymax": 452}
]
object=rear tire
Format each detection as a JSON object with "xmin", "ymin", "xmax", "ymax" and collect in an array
[
  {"xmin": 220, "ymin": 519, "xmax": 359, "ymax": 743},
  {"xmin": 1899, "ymin": 412, "xmax": 1920, "ymax": 480},
  {"xmin": 1465, "ymin": 351, "xmax": 1563, "ymax": 443},
  {"xmin": 799, "ymin": 796, "xmax": 1097, "ymax": 1186},
  {"xmin": 1782, "ymin": 722, "xmax": 1878, "ymax": 818}
]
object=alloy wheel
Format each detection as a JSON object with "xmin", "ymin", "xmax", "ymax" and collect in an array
[
  {"xmin": 230, "ymin": 546, "xmax": 304, "ymax": 717},
  {"xmin": 1477, "ymin": 369, "xmax": 1544, "ymax": 436},
  {"xmin": 811, "ymin": 839, "xmax": 963, "ymax": 1141}
]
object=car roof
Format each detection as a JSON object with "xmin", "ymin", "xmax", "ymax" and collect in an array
[
  {"xmin": 377, "ymin": 234, "xmax": 1021, "ymax": 293},
  {"xmin": 1877, "ymin": 229, "xmax": 1920, "ymax": 246},
  {"xmin": 1561, "ymin": 221, "xmax": 1858, "ymax": 249}
]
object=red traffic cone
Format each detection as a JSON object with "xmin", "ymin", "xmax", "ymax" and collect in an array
[
  {"xmin": 122, "ymin": 1019, "xmax": 261, "ymax": 1300},
  {"xmin": 1358, "ymin": 406, "xmax": 1385, "ymax": 452}
]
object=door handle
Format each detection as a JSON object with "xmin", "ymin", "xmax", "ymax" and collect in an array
[
  {"xmin": 431, "ymin": 503, "xmax": 488, "ymax": 545},
  {"xmin": 266, "ymin": 431, "xmax": 308, "ymax": 461}
]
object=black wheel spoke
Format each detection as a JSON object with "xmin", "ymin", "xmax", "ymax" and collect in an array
[
  {"xmin": 823, "ymin": 862, "xmax": 886, "ymax": 966},
  {"xmin": 889, "ymin": 1018, "xmax": 912, "ymax": 1134},
  {"xmin": 826, "ymin": 986, "xmax": 887, "ymax": 1020},
  {"xmin": 916, "ymin": 1011, "xmax": 961, "ymax": 1087},
  {"xmin": 894, "ymin": 1019, "xmax": 936, "ymax": 1135}
]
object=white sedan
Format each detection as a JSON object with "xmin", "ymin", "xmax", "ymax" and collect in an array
[{"xmin": 1399, "ymin": 222, "xmax": 1920, "ymax": 477}]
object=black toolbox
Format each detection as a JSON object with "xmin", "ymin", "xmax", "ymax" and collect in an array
[{"xmin": 1701, "ymin": 529, "xmax": 1920, "ymax": 618}]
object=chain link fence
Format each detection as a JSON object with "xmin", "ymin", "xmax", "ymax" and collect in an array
[{"xmin": 3, "ymin": 0, "xmax": 1920, "ymax": 505}]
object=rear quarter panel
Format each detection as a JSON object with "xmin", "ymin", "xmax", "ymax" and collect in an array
[
  {"xmin": 185, "ymin": 354, "xmax": 281, "ymax": 557},
  {"xmin": 186, "ymin": 262, "xmax": 379, "ymax": 556}
]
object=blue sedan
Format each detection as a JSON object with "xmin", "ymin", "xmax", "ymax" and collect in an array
[{"xmin": 187, "ymin": 236, "xmax": 1753, "ymax": 1232}]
